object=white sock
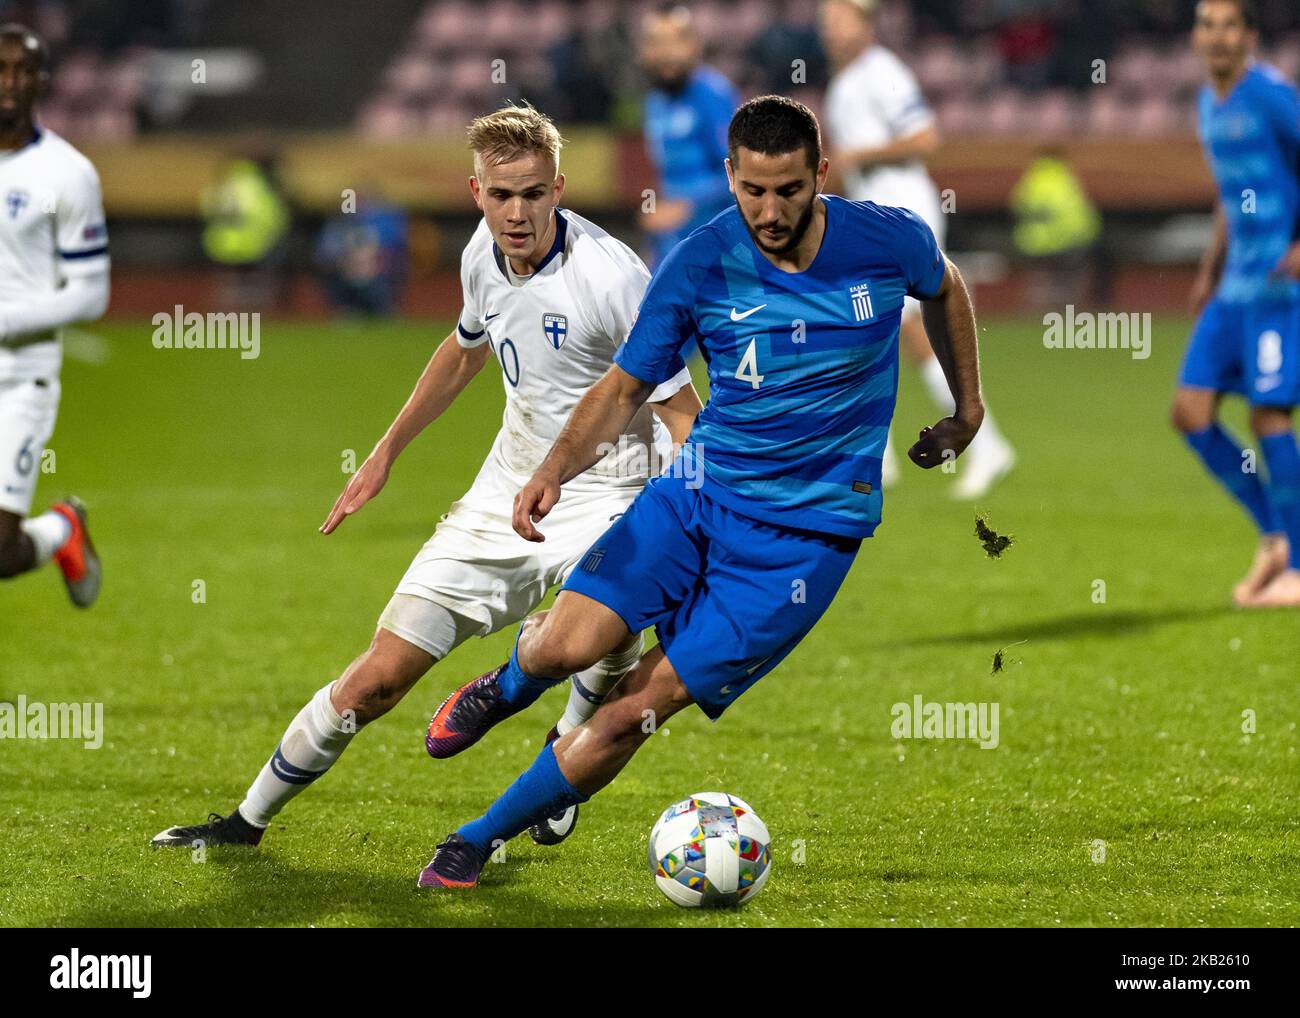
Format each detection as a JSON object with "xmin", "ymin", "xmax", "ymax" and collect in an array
[
  {"xmin": 919, "ymin": 355, "xmax": 1009, "ymax": 459},
  {"xmin": 238, "ymin": 682, "xmax": 358, "ymax": 827},
  {"xmin": 556, "ymin": 632, "xmax": 644, "ymax": 736},
  {"xmin": 920, "ymin": 355, "xmax": 956, "ymax": 414},
  {"xmin": 21, "ymin": 510, "xmax": 72, "ymax": 566}
]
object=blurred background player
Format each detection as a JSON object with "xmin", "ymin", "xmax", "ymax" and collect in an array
[
  {"xmin": 0, "ymin": 23, "xmax": 106, "ymax": 608},
  {"xmin": 819, "ymin": 0, "xmax": 1014, "ymax": 500},
  {"xmin": 314, "ymin": 185, "xmax": 409, "ymax": 318},
  {"xmin": 1172, "ymin": 0, "xmax": 1300, "ymax": 608},
  {"xmin": 200, "ymin": 141, "xmax": 291, "ymax": 311},
  {"xmin": 152, "ymin": 104, "xmax": 699, "ymax": 852},
  {"xmin": 638, "ymin": 3, "xmax": 739, "ymax": 268},
  {"xmin": 1009, "ymin": 145, "xmax": 1103, "ymax": 309}
]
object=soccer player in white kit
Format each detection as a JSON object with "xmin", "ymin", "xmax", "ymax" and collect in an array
[
  {"xmin": 820, "ymin": 0, "xmax": 1015, "ymax": 499},
  {"xmin": 0, "ymin": 25, "xmax": 107, "ymax": 607},
  {"xmin": 152, "ymin": 104, "xmax": 700, "ymax": 851}
]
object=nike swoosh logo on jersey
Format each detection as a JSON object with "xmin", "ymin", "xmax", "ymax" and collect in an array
[
  {"xmin": 484, "ymin": 312, "xmax": 501, "ymax": 321},
  {"xmin": 730, "ymin": 304, "xmax": 767, "ymax": 321}
]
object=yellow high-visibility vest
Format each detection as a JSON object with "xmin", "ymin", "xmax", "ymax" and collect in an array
[
  {"xmin": 201, "ymin": 160, "xmax": 290, "ymax": 265},
  {"xmin": 1010, "ymin": 156, "xmax": 1101, "ymax": 258}
]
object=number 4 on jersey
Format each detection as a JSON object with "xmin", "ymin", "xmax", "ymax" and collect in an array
[{"xmin": 735, "ymin": 337, "xmax": 764, "ymax": 389}]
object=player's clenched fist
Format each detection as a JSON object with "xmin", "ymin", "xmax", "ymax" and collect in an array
[
  {"xmin": 320, "ymin": 453, "xmax": 392, "ymax": 534},
  {"xmin": 513, "ymin": 473, "xmax": 562, "ymax": 542},
  {"xmin": 907, "ymin": 413, "xmax": 982, "ymax": 470}
]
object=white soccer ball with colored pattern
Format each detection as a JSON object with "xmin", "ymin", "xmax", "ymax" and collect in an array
[{"xmin": 648, "ymin": 792, "xmax": 771, "ymax": 907}]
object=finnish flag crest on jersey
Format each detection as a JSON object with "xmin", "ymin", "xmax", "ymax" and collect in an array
[{"xmin": 543, "ymin": 312, "xmax": 568, "ymax": 350}]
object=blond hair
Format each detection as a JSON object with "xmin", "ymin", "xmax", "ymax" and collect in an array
[{"xmin": 466, "ymin": 102, "xmax": 564, "ymax": 178}]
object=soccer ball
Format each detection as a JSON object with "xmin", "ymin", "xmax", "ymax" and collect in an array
[{"xmin": 648, "ymin": 792, "xmax": 772, "ymax": 907}]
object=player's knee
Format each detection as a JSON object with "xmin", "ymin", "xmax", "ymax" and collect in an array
[
  {"xmin": 1170, "ymin": 394, "xmax": 1213, "ymax": 435},
  {"xmin": 334, "ymin": 646, "xmax": 428, "ymax": 724},
  {"xmin": 526, "ymin": 623, "xmax": 601, "ymax": 678},
  {"xmin": 1250, "ymin": 405, "xmax": 1292, "ymax": 438}
]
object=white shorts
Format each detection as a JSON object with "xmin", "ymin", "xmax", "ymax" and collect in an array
[
  {"xmin": 380, "ymin": 454, "xmax": 642, "ymax": 657},
  {"xmin": 0, "ymin": 376, "xmax": 60, "ymax": 516}
]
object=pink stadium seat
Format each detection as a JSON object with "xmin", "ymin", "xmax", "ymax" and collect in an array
[
  {"xmin": 1108, "ymin": 46, "xmax": 1157, "ymax": 97},
  {"xmin": 1266, "ymin": 37, "xmax": 1300, "ymax": 79},
  {"xmin": 356, "ymin": 97, "xmax": 423, "ymax": 138},
  {"xmin": 417, "ymin": 1, "xmax": 480, "ymax": 54},
  {"xmin": 935, "ymin": 96, "xmax": 981, "ymax": 136},
  {"xmin": 50, "ymin": 50, "xmax": 100, "ymax": 106},
  {"xmin": 483, "ymin": 2, "xmax": 531, "ymax": 50},
  {"xmin": 967, "ymin": 41, "xmax": 1002, "ymax": 92},
  {"xmin": 1033, "ymin": 90, "xmax": 1078, "ymax": 138},
  {"xmin": 915, "ymin": 41, "xmax": 965, "ymax": 100},
  {"xmin": 448, "ymin": 56, "xmax": 494, "ymax": 100},
  {"xmin": 384, "ymin": 54, "xmax": 444, "ymax": 103},
  {"xmin": 985, "ymin": 90, "xmax": 1028, "ymax": 136},
  {"xmin": 531, "ymin": 2, "xmax": 573, "ymax": 47},
  {"xmin": 1134, "ymin": 96, "xmax": 1179, "ymax": 137}
]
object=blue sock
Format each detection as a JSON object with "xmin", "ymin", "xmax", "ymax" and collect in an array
[
  {"xmin": 1260, "ymin": 431, "xmax": 1300, "ymax": 568},
  {"xmin": 1185, "ymin": 424, "xmax": 1281, "ymax": 534},
  {"xmin": 457, "ymin": 743, "xmax": 589, "ymax": 854},
  {"xmin": 496, "ymin": 636, "xmax": 562, "ymax": 708}
]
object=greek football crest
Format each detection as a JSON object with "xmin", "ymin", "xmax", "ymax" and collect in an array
[
  {"xmin": 543, "ymin": 313, "xmax": 568, "ymax": 350},
  {"xmin": 6, "ymin": 189, "xmax": 28, "ymax": 219},
  {"xmin": 849, "ymin": 282, "xmax": 875, "ymax": 322}
]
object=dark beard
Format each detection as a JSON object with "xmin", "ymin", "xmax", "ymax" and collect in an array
[
  {"xmin": 651, "ymin": 69, "xmax": 690, "ymax": 95},
  {"xmin": 739, "ymin": 193, "xmax": 816, "ymax": 256}
]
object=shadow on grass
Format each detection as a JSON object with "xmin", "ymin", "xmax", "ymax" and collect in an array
[
  {"xmin": 877, "ymin": 605, "xmax": 1233, "ymax": 648},
  {"xmin": 44, "ymin": 847, "xmax": 658, "ymax": 928}
]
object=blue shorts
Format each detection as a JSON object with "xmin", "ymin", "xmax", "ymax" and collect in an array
[
  {"xmin": 1180, "ymin": 297, "xmax": 1300, "ymax": 406},
  {"xmin": 562, "ymin": 471, "xmax": 861, "ymax": 719}
]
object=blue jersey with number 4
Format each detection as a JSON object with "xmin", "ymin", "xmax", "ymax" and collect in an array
[{"xmin": 615, "ymin": 194, "xmax": 945, "ymax": 539}]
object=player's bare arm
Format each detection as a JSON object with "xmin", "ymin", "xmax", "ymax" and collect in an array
[
  {"xmin": 842, "ymin": 124, "xmax": 939, "ymax": 172},
  {"xmin": 909, "ymin": 255, "xmax": 985, "ymax": 468},
  {"xmin": 320, "ymin": 329, "xmax": 489, "ymax": 534},
  {"xmin": 513, "ymin": 365, "xmax": 654, "ymax": 542},
  {"xmin": 648, "ymin": 380, "xmax": 703, "ymax": 448}
]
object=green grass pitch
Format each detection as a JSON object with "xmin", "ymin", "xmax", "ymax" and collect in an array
[{"xmin": 2, "ymin": 315, "xmax": 1296, "ymax": 927}]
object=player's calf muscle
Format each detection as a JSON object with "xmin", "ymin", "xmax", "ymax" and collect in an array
[{"xmin": 331, "ymin": 630, "xmax": 433, "ymax": 723}]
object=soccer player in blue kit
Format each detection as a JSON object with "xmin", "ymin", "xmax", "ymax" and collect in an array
[
  {"xmin": 1173, "ymin": 0, "xmax": 1300, "ymax": 608},
  {"xmin": 638, "ymin": 4, "xmax": 739, "ymax": 268},
  {"xmin": 417, "ymin": 95, "xmax": 988, "ymax": 888}
]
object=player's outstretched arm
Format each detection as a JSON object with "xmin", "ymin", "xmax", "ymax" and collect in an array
[
  {"xmin": 320, "ymin": 329, "xmax": 489, "ymax": 534},
  {"xmin": 514, "ymin": 365, "xmax": 654, "ymax": 542},
  {"xmin": 0, "ymin": 271, "xmax": 110, "ymax": 340},
  {"xmin": 910, "ymin": 256, "xmax": 985, "ymax": 469}
]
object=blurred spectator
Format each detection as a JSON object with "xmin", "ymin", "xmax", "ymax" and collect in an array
[
  {"xmin": 747, "ymin": 3, "xmax": 828, "ymax": 95},
  {"xmin": 638, "ymin": 3, "xmax": 739, "ymax": 267},
  {"xmin": 314, "ymin": 191, "xmax": 408, "ymax": 317},
  {"xmin": 201, "ymin": 149, "xmax": 290, "ymax": 309},
  {"xmin": 1010, "ymin": 146, "xmax": 1102, "ymax": 307}
]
